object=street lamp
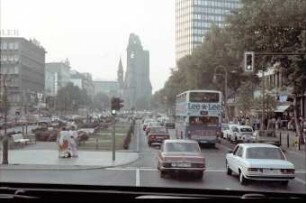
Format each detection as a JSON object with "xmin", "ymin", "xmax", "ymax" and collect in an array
[{"xmin": 213, "ymin": 66, "xmax": 228, "ymax": 123}]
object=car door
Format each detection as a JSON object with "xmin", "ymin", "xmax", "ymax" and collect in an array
[
  {"xmin": 227, "ymin": 145, "xmax": 239, "ymax": 171},
  {"xmin": 157, "ymin": 143, "xmax": 164, "ymax": 169},
  {"xmin": 231, "ymin": 146, "xmax": 244, "ymax": 174}
]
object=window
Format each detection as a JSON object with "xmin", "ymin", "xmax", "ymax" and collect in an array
[
  {"xmin": 236, "ymin": 147, "xmax": 243, "ymax": 157},
  {"xmin": 189, "ymin": 116, "xmax": 219, "ymax": 126},
  {"xmin": 246, "ymin": 147, "xmax": 285, "ymax": 160},
  {"xmin": 189, "ymin": 92, "xmax": 220, "ymax": 102}
]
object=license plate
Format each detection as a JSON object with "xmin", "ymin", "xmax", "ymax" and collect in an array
[
  {"xmin": 263, "ymin": 169, "xmax": 280, "ymax": 174},
  {"xmin": 200, "ymin": 140, "xmax": 207, "ymax": 143},
  {"xmin": 156, "ymin": 136, "xmax": 164, "ymax": 139},
  {"xmin": 172, "ymin": 163, "xmax": 191, "ymax": 168}
]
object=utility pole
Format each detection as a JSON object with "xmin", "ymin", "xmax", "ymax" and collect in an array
[{"xmin": 261, "ymin": 65, "xmax": 265, "ymax": 130}]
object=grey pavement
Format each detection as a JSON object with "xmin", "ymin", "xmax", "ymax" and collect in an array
[{"xmin": 0, "ymin": 150, "xmax": 138, "ymax": 170}]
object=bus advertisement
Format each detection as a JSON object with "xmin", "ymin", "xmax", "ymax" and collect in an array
[{"xmin": 175, "ymin": 90, "xmax": 223, "ymax": 147}]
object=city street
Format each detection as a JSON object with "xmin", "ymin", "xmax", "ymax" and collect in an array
[{"xmin": 1, "ymin": 121, "xmax": 305, "ymax": 194}]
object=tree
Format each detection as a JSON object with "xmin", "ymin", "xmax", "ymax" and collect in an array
[
  {"xmin": 56, "ymin": 83, "xmax": 91, "ymax": 113},
  {"xmin": 91, "ymin": 92, "xmax": 110, "ymax": 111},
  {"xmin": 236, "ymin": 81, "xmax": 254, "ymax": 117}
]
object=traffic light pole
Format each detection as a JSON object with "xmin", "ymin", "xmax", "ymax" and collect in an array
[{"xmin": 112, "ymin": 114, "xmax": 116, "ymax": 162}]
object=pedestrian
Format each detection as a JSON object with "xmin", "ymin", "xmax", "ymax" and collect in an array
[{"xmin": 58, "ymin": 127, "xmax": 72, "ymax": 158}]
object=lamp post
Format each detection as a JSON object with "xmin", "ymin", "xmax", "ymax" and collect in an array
[{"xmin": 213, "ymin": 66, "xmax": 228, "ymax": 123}]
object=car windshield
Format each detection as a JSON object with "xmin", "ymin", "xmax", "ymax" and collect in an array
[
  {"xmin": 0, "ymin": 0, "xmax": 305, "ymax": 196},
  {"xmin": 246, "ymin": 147, "xmax": 286, "ymax": 160},
  {"xmin": 165, "ymin": 142, "xmax": 200, "ymax": 153}
]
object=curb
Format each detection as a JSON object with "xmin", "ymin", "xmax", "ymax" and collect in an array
[{"xmin": 0, "ymin": 154, "xmax": 140, "ymax": 171}]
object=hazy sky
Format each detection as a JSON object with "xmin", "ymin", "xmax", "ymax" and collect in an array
[{"xmin": 0, "ymin": 0, "xmax": 175, "ymax": 93}]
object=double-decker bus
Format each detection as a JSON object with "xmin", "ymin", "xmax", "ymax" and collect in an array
[{"xmin": 175, "ymin": 90, "xmax": 223, "ymax": 147}]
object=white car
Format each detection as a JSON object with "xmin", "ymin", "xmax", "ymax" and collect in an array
[
  {"xmin": 229, "ymin": 125, "xmax": 253, "ymax": 143},
  {"xmin": 221, "ymin": 124, "xmax": 230, "ymax": 139},
  {"xmin": 224, "ymin": 124, "xmax": 239, "ymax": 141},
  {"xmin": 226, "ymin": 143, "xmax": 295, "ymax": 186}
]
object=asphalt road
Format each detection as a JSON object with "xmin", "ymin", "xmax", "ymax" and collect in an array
[{"xmin": 1, "ymin": 121, "xmax": 305, "ymax": 194}]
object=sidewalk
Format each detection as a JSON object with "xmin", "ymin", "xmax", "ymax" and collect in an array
[
  {"xmin": 276, "ymin": 130, "xmax": 305, "ymax": 155},
  {"xmin": 0, "ymin": 149, "xmax": 139, "ymax": 170}
]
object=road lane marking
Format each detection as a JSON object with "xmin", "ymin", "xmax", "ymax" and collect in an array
[
  {"xmin": 295, "ymin": 177, "xmax": 306, "ymax": 185},
  {"xmin": 136, "ymin": 168, "xmax": 140, "ymax": 187}
]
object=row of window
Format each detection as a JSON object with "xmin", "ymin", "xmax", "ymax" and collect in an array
[
  {"xmin": 0, "ymin": 42, "xmax": 19, "ymax": 50},
  {"xmin": 193, "ymin": 14, "xmax": 226, "ymax": 21},
  {"xmin": 0, "ymin": 54, "xmax": 19, "ymax": 62},
  {"xmin": 194, "ymin": 0, "xmax": 240, "ymax": 7},
  {"xmin": 193, "ymin": 6, "xmax": 234, "ymax": 14},
  {"xmin": 0, "ymin": 66, "xmax": 19, "ymax": 74}
]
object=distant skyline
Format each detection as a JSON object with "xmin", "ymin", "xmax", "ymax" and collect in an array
[{"xmin": 0, "ymin": 0, "xmax": 175, "ymax": 93}]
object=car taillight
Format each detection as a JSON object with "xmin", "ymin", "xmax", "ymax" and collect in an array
[{"xmin": 281, "ymin": 169, "xmax": 295, "ymax": 174}]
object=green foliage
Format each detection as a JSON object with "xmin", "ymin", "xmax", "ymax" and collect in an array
[
  {"xmin": 154, "ymin": 0, "xmax": 306, "ymax": 110},
  {"xmin": 236, "ymin": 82, "xmax": 253, "ymax": 116},
  {"xmin": 91, "ymin": 92, "xmax": 110, "ymax": 111},
  {"xmin": 56, "ymin": 83, "xmax": 91, "ymax": 112}
]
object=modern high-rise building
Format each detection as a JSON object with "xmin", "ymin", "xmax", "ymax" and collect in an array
[{"xmin": 175, "ymin": 0, "xmax": 241, "ymax": 61}]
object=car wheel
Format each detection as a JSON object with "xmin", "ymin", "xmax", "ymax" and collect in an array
[
  {"xmin": 239, "ymin": 170, "xmax": 247, "ymax": 185},
  {"xmin": 226, "ymin": 162, "xmax": 232, "ymax": 175}
]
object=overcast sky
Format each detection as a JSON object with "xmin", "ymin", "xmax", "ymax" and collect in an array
[{"xmin": 1, "ymin": 0, "xmax": 175, "ymax": 93}]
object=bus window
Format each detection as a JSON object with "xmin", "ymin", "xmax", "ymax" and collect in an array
[
  {"xmin": 189, "ymin": 92, "xmax": 220, "ymax": 103},
  {"xmin": 189, "ymin": 116, "xmax": 218, "ymax": 126}
]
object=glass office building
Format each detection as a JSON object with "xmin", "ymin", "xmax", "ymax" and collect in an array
[{"xmin": 175, "ymin": 0, "xmax": 241, "ymax": 61}]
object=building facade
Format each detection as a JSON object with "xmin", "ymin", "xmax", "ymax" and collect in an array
[
  {"xmin": 0, "ymin": 37, "xmax": 46, "ymax": 115},
  {"xmin": 45, "ymin": 60, "xmax": 71, "ymax": 95},
  {"xmin": 175, "ymin": 0, "xmax": 241, "ymax": 61},
  {"xmin": 70, "ymin": 70, "xmax": 94, "ymax": 98},
  {"xmin": 123, "ymin": 33, "xmax": 152, "ymax": 110},
  {"xmin": 93, "ymin": 80, "xmax": 119, "ymax": 98}
]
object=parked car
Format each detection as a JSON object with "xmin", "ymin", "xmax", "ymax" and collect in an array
[
  {"xmin": 229, "ymin": 125, "xmax": 253, "ymax": 143},
  {"xmin": 226, "ymin": 143, "xmax": 295, "ymax": 186},
  {"xmin": 252, "ymin": 130, "xmax": 280, "ymax": 146},
  {"xmin": 221, "ymin": 123, "xmax": 230, "ymax": 139},
  {"xmin": 147, "ymin": 126, "xmax": 169, "ymax": 146},
  {"xmin": 157, "ymin": 140, "xmax": 205, "ymax": 179},
  {"xmin": 224, "ymin": 124, "xmax": 239, "ymax": 141}
]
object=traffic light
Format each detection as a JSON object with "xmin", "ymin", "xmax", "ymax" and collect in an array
[
  {"xmin": 118, "ymin": 98, "xmax": 124, "ymax": 110},
  {"xmin": 111, "ymin": 97, "xmax": 124, "ymax": 115},
  {"xmin": 111, "ymin": 97, "xmax": 117, "ymax": 115},
  {"xmin": 244, "ymin": 52, "xmax": 254, "ymax": 72}
]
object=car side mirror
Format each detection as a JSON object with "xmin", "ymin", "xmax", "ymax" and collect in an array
[{"xmin": 228, "ymin": 150, "xmax": 233, "ymax": 154}]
